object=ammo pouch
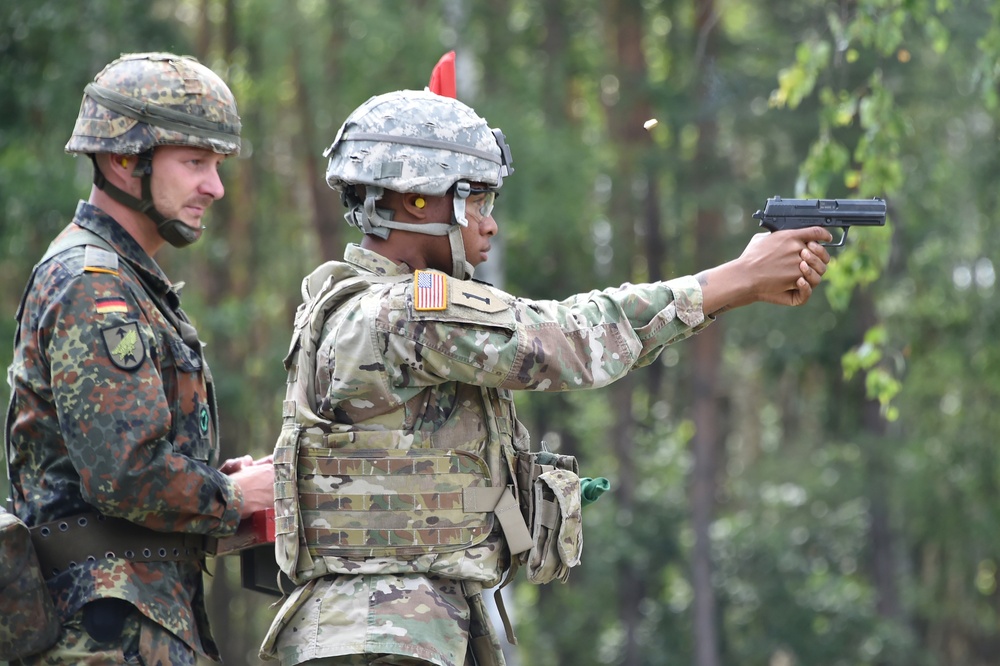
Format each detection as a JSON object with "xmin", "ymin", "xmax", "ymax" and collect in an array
[
  {"xmin": 488, "ymin": 450, "xmax": 585, "ymax": 648},
  {"xmin": 513, "ymin": 450, "xmax": 583, "ymax": 585},
  {"xmin": 0, "ymin": 508, "xmax": 60, "ymax": 661}
]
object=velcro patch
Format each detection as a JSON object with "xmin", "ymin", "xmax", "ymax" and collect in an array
[
  {"xmin": 101, "ymin": 322, "xmax": 146, "ymax": 371},
  {"xmin": 413, "ymin": 270, "xmax": 447, "ymax": 311},
  {"xmin": 83, "ymin": 245, "xmax": 119, "ymax": 276},
  {"xmin": 450, "ymin": 281, "xmax": 508, "ymax": 313}
]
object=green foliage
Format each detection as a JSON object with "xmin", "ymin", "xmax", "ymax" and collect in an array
[
  {"xmin": 4, "ymin": 1, "xmax": 1000, "ymax": 665},
  {"xmin": 771, "ymin": 40, "xmax": 831, "ymax": 110},
  {"xmin": 842, "ymin": 325, "xmax": 902, "ymax": 420}
]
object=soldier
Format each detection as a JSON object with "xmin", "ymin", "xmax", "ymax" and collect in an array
[
  {"xmin": 4, "ymin": 53, "xmax": 274, "ymax": 664},
  {"xmin": 259, "ymin": 89, "xmax": 832, "ymax": 666}
]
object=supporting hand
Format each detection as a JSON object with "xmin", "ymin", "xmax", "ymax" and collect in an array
[{"xmin": 222, "ymin": 455, "xmax": 275, "ymax": 517}]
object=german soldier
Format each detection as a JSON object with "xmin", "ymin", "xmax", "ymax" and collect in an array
[{"xmin": 4, "ymin": 52, "xmax": 274, "ymax": 664}]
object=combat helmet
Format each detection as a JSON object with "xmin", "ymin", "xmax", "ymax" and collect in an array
[
  {"xmin": 324, "ymin": 89, "xmax": 513, "ymax": 279},
  {"xmin": 66, "ymin": 52, "xmax": 242, "ymax": 248}
]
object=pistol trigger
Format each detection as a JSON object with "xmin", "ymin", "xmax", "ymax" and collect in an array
[{"xmin": 824, "ymin": 227, "xmax": 848, "ymax": 247}]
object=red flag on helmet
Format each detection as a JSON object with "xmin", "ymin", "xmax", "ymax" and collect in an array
[{"xmin": 428, "ymin": 51, "xmax": 456, "ymax": 98}]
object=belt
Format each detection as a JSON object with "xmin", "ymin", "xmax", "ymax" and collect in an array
[{"xmin": 30, "ymin": 513, "xmax": 206, "ymax": 578}]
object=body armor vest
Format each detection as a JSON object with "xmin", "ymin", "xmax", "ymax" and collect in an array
[{"xmin": 273, "ymin": 262, "xmax": 534, "ymax": 588}]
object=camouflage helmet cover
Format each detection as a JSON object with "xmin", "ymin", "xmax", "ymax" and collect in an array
[
  {"xmin": 324, "ymin": 89, "xmax": 512, "ymax": 197},
  {"xmin": 65, "ymin": 52, "xmax": 241, "ymax": 157}
]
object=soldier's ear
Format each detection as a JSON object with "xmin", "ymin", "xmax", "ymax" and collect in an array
[
  {"xmin": 401, "ymin": 192, "xmax": 434, "ymax": 219},
  {"xmin": 102, "ymin": 153, "xmax": 133, "ymax": 183},
  {"xmin": 110, "ymin": 154, "xmax": 131, "ymax": 173}
]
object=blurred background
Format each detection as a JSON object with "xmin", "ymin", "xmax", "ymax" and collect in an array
[{"xmin": 2, "ymin": 1, "xmax": 999, "ymax": 664}]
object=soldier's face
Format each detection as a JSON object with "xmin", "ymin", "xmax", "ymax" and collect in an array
[
  {"xmin": 461, "ymin": 190, "xmax": 499, "ymax": 267},
  {"xmin": 150, "ymin": 146, "xmax": 227, "ymax": 229}
]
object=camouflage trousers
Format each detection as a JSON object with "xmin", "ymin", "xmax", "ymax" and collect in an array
[
  {"xmin": 14, "ymin": 598, "xmax": 195, "ymax": 666},
  {"xmin": 298, "ymin": 656, "xmax": 438, "ymax": 665},
  {"xmin": 261, "ymin": 573, "xmax": 492, "ymax": 666}
]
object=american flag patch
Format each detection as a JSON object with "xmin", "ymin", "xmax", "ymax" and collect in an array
[
  {"xmin": 414, "ymin": 270, "xmax": 447, "ymax": 311},
  {"xmin": 95, "ymin": 297, "xmax": 128, "ymax": 314}
]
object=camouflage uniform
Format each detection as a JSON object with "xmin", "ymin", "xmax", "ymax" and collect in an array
[
  {"xmin": 260, "ymin": 243, "xmax": 709, "ymax": 666},
  {"xmin": 5, "ymin": 205, "xmax": 243, "ymax": 662},
  {"xmin": 3, "ymin": 52, "xmax": 244, "ymax": 663}
]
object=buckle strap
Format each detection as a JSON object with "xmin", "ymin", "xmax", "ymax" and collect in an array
[
  {"xmin": 463, "ymin": 485, "xmax": 532, "ymax": 555},
  {"xmin": 30, "ymin": 513, "xmax": 205, "ymax": 578}
]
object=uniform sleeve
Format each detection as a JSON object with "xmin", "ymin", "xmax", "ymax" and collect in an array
[
  {"xmin": 374, "ymin": 274, "xmax": 711, "ymax": 392},
  {"xmin": 39, "ymin": 268, "xmax": 242, "ymax": 535}
]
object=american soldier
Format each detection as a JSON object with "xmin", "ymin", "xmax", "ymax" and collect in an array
[{"xmin": 260, "ymin": 89, "xmax": 832, "ymax": 666}]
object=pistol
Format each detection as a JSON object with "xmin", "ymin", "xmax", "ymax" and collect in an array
[{"xmin": 752, "ymin": 196, "xmax": 886, "ymax": 247}]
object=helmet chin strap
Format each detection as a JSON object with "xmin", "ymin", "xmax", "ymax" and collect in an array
[
  {"xmin": 90, "ymin": 151, "xmax": 202, "ymax": 248},
  {"xmin": 347, "ymin": 185, "xmax": 475, "ymax": 280},
  {"xmin": 448, "ymin": 195, "xmax": 474, "ymax": 280},
  {"xmin": 447, "ymin": 225, "xmax": 474, "ymax": 280}
]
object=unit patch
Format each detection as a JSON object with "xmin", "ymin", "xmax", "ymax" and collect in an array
[
  {"xmin": 199, "ymin": 406, "xmax": 210, "ymax": 434},
  {"xmin": 450, "ymin": 281, "xmax": 508, "ymax": 313},
  {"xmin": 414, "ymin": 270, "xmax": 448, "ymax": 311},
  {"xmin": 101, "ymin": 322, "xmax": 146, "ymax": 371}
]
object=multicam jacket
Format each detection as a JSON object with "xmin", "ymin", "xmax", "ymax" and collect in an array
[
  {"xmin": 4, "ymin": 201, "xmax": 244, "ymax": 660},
  {"xmin": 261, "ymin": 243, "xmax": 711, "ymax": 666}
]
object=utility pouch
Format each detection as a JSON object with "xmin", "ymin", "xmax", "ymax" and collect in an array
[
  {"xmin": 0, "ymin": 508, "xmax": 60, "ymax": 661},
  {"xmin": 513, "ymin": 450, "xmax": 584, "ymax": 585}
]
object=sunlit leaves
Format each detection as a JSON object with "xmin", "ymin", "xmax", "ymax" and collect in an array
[
  {"xmin": 842, "ymin": 324, "xmax": 900, "ymax": 417},
  {"xmin": 771, "ymin": 40, "xmax": 831, "ymax": 110}
]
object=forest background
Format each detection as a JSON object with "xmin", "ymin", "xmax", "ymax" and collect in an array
[{"xmin": 2, "ymin": 1, "xmax": 999, "ymax": 665}]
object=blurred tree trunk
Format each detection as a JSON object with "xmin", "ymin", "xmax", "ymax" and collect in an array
[
  {"xmin": 540, "ymin": 0, "xmax": 568, "ymax": 120},
  {"xmin": 689, "ymin": 0, "xmax": 724, "ymax": 664},
  {"xmin": 611, "ymin": 374, "xmax": 642, "ymax": 666},
  {"xmin": 194, "ymin": 3, "xmax": 266, "ymax": 663},
  {"xmin": 644, "ymin": 168, "xmax": 667, "ymax": 397},
  {"xmin": 290, "ymin": 35, "xmax": 343, "ymax": 264},
  {"xmin": 605, "ymin": 1, "xmax": 655, "ymax": 663},
  {"xmin": 859, "ymin": 294, "xmax": 902, "ymax": 632}
]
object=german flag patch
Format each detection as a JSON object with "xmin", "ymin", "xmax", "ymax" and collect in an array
[
  {"xmin": 95, "ymin": 297, "xmax": 128, "ymax": 315},
  {"xmin": 413, "ymin": 270, "xmax": 447, "ymax": 311}
]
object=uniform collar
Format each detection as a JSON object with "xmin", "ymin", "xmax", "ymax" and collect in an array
[
  {"xmin": 72, "ymin": 200, "xmax": 176, "ymax": 300},
  {"xmin": 343, "ymin": 243, "xmax": 414, "ymax": 277}
]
